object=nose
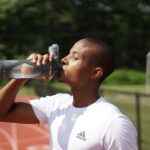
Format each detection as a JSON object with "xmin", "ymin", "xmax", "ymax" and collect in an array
[{"xmin": 61, "ymin": 56, "xmax": 68, "ymax": 65}]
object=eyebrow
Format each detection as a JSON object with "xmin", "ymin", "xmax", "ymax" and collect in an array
[{"xmin": 70, "ymin": 50, "xmax": 79, "ymax": 55}]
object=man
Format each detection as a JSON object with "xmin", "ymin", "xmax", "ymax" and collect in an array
[{"xmin": 0, "ymin": 38, "xmax": 138, "ymax": 149}]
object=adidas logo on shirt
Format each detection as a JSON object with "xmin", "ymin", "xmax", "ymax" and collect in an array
[{"xmin": 76, "ymin": 131, "xmax": 86, "ymax": 141}]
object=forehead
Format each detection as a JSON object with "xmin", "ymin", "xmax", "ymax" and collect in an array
[{"xmin": 70, "ymin": 40, "xmax": 101, "ymax": 57}]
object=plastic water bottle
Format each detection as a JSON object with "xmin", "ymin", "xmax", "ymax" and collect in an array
[{"xmin": 0, "ymin": 44, "xmax": 62, "ymax": 79}]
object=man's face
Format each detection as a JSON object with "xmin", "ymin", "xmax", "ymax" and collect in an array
[{"xmin": 58, "ymin": 40, "xmax": 96, "ymax": 87}]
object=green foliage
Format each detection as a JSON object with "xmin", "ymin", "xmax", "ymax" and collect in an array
[
  {"xmin": 0, "ymin": 0, "xmax": 150, "ymax": 70},
  {"xmin": 0, "ymin": 80, "xmax": 9, "ymax": 86},
  {"xmin": 103, "ymin": 69, "xmax": 146, "ymax": 85}
]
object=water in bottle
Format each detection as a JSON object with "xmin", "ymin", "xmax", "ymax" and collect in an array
[{"xmin": 0, "ymin": 44, "xmax": 61, "ymax": 79}]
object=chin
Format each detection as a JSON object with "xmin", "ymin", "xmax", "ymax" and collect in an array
[
  {"xmin": 57, "ymin": 76, "xmax": 71, "ymax": 85},
  {"xmin": 58, "ymin": 71, "xmax": 67, "ymax": 82}
]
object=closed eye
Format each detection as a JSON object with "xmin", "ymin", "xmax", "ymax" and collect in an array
[
  {"xmin": 73, "ymin": 54, "xmax": 79, "ymax": 60},
  {"xmin": 69, "ymin": 52, "xmax": 79, "ymax": 60}
]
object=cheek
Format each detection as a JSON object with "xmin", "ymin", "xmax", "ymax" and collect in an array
[
  {"xmin": 60, "ymin": 60, "xmax": 92, "ymax": 84},
  {"xmin": 68, "ymin": 65, "xmax": 90, "ymax": 83},
  {"xmin": 58, "ymin": 65, "xmax": 79, "ymax": 83},
  {"xmin": 63, "ymin": 64, "xmax": 81, "ymax": 82},
  {"xmin": 67, "ymin": 67, "xmax": 80, "ymax": 80}
]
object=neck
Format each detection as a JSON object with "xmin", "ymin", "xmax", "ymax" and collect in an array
[{"xmin": 71, "ymin": 85, "xmax": 100, "ymax": 108}]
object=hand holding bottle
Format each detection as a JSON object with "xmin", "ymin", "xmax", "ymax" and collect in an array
[
  {"xmin": 0, "ymin": 44, "xmax": 62, "ymax": 79},
  {"xmin": 25, "ymin": 53, "xmax": 52, "ymax": 80}
]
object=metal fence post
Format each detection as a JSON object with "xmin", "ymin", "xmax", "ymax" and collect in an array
[
  {"xmin": 135, "ymin": 93, "xmax": 142, "ymax": 150},
  {"xmin": 146, "ymin": 52, "xmax": 150, "ymax": 93}
]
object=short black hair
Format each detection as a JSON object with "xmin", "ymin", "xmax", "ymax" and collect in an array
[{"xmin": 84, "ymin": 37, "xmax": 115, "ymax": 83}]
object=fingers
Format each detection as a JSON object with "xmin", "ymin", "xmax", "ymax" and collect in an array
[
  {"xmin": 27, "ymin": 53, "xmax": 50, "ymax": 66},
  {"xmin": 42, "ymin": 54, "xmax": 49, "ymax": 65},
  {"xmin": 26, "ymin": 53, "xmax": 54, "ymax": 81}
]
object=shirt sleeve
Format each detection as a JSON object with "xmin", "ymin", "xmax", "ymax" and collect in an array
[
  {"xmin": 104, "ymin": 115, "xmax": 138, "ymax": 150},
  {"xmin": 29, "ymin": 95, "xmax": 56, "ymax": 124}
]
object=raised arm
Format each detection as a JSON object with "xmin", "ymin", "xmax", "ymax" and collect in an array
[
  {"xmin": 0, "ymin": 79, "xmax": 39, "ymax": 123},
  {"xmin": 0, "ymin": 53, "xmax": 51, "ymax": 124}
]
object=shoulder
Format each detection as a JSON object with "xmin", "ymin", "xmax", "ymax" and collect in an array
[
  {"xmin": 100, "ymin": 99, "xmax": 138, "ymax": 150},
  {"xmin": 99, "ymin": 97, "xmax": 137, "ymax": 134},
  {"xmin": 43, "ymin": 93, "xmax": 72, "ymax": 102},
  {"xmin": 30, "ymin": 93, "xmax": 73, "ymax": 109},
  {"xmin": 95, "ymin": 97, "xmax": 122, "ymax": 117},
  {"xmin": 29, "ymin": 93, "xmax": 73, "ymax": 123},
  {"xmin": 46, "ymin": 93, "xmax": 73, "ymax": 108},
  {"xmin": 106, "ymin": 115, "xmax": 137, "ymax": 137},
  {"xmin": 103, "ymin": 115, "xmax": 137, "ymax": 149}
]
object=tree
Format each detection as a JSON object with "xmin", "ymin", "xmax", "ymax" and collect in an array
[{"xmin": 0, "ymin": 0, "xmax": 150, "ymax": 70}]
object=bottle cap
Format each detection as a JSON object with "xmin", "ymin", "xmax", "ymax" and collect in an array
[{"xmin": 48, "ymin": 44, "xmax": 59, "ymax": 59}]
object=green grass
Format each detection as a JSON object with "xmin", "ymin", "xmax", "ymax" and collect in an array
[
  {"xmin": 50, "ymin": 82, "xmax": 147, "ymax": 93},
  {"xmin": 101, "ymin": 84, "xmax": 146, "ymax": 93},
  {"xmin": 17, "ymin": 86, "xmax": 36, "ymax": 97},
  {"xmin": 50, "ymin": 81, "xmax": 70, "ymax": 91}
]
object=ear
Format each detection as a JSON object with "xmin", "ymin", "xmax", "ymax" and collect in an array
[{"xmin": 91, "ymin": 67, "xmax": 103, "ymax": 80}]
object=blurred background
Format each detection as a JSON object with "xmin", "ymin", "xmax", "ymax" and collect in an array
[{"xmin": 0, "ymin": 0, "xmax": 150, "ymax": 150}]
